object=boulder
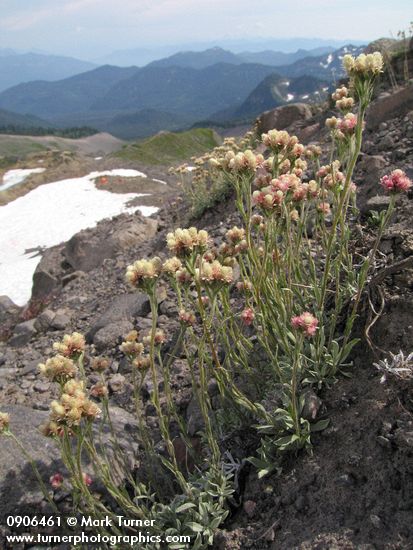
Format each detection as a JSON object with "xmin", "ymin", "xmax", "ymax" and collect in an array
[
  {"xmin": 86, "ymin": 293, "xmax": 150, "ymax": 342},
  {"xmin": 9, "ymin": 320, "xmax": 36, "ymax": 347},
  {"xmin": 31, "ymin": 268, "xmax": 59, "ymax": 301},
  {"xmin": 0, "ymin": 404, "xmax": 140, "ymax": 521},
  {"xmin": 93, "ymin": 320, "xmax": 134, "ymax": 351},
  {"xmin": 256, "ymin": 103, "xmax": 312, "ymax": 134},
  {"xmin": 64, "ymin": 232, "xmax": 117, "ymax": 272},
  {"xmin": 0, "ymin": 296, "xmax": 21, "ymax": 332},
  {"xmin": 0, "ymin": 405, "xmax": 60, "ymax": 521},
  {"xmin": 64, "ymin": 216, "xmax": 158, "ymax": 272},
  {"xmin": 33, "ymin": 309, "xmax": 72, "ymax": 332},
  {"xmin": 34, "ymin": 309, "xmax": 55, "ymax": 332},
  {"xmin": 297, "ymin": 122, "xmax": 321, "ymax": 144},
  {"xmin": 356, "ymin": 154, "xmax": 388, "ymax": 214},
  {"xmin": 0, "ymin": 296, "xmax": 21, "ymax": 321},
  {"xmin": 50, "ymin": 309, "xmax": 71, "ymax": 330},
  {"xmin": 367, "ymin": 86, "xmax": 413, "ymax": 129},
  {"xmin": 31, "ymin": 245, "xmax": 64, "ymax": 301}
]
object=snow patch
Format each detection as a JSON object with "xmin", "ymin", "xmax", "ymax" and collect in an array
[
  {"xmin": 0, "ymin": 168, "xmax": 46, "ymax": 192},
  {"xmin": 90, "ymin": 168, "xmax": 148, "ymax": 179},
  {"xmin": 286, "ymin": 93, "xmax": 295, "ymax": 102},
  {"xmin": 320, "ymin": 53, "xmax": 334, "ymax": 69},
  {"xmin": 0, "ymin": 170, "xmax": 155, "ymax": 306},
  {"xmin": 135, "ymin": 206, "xmax": 159, "ymax": 216}
]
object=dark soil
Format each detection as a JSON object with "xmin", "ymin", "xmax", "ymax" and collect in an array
[{"xmin": 215, "ymin": 342, "xmax": 413, "ymax": 549}]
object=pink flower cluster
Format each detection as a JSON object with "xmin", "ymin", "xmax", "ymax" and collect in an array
[
  {"xmin": 241, "ymin": 308, "xmax": 255, "ymax": 326},
  {"xmin": 179, "ymin": 309, "xmax": 196, "ymax": 326},
  {"xmin": 316, "ymin": 162, "xmax": 346, "ymax": 190},
  {"xmin": 49, "ymin": 472, "xmax": 92, "ymax": 489},
  {"xmin": 380, "ymin": 170, "xmax": 412, "ymax": 194},
  {"xmin": 337, "ymin": 113, "xmax": 358, "ymax": 134},
  {"xmin": 252, "ymin": 174, "xmax": 320, "ymax": 210},
  {"xmin": 325, "ymin": 114, "xmax": 359, "ymax": 139},
  {"xmin": 291, "ymin": 312, "xmax": 318, "ymax": 337}
]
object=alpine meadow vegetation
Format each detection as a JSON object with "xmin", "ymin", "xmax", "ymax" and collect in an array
[{"xmin": 2, "ymin": 51, "xmax": 413, "ymax": 549}]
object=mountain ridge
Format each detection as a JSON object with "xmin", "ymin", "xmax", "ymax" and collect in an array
[{"xmin": 0, "ymin": 52, "xmax": 96, "ymax": 92}]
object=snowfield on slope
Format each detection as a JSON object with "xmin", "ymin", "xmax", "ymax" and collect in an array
[
  {"xmin": 0, "ymin": 168, "xmax": 46, "ymax": 191},
  {"xmin": 0, "ymin": 169, "xmax": 158, "ymax": 306}
]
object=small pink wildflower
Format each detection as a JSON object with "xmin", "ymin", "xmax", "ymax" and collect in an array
[
  {"xmin": 241, "ymin": 308, "xmax": 255, "ymax": 326},
  {"xmin": 50, "ymin": 473, "xmax": 64, "ymax": 489},
  {"xmin": 291, "ymin": 312, "xmax": 318, "ymax": 337},
  {"xmin": 337, "ymin": 113, "xmax": 358, "ymax": 134},
  {"xmin": 317, "ymin": 202, "xmax": 331, "ymax": 215},
  {"xmin": 82, "ymin": 473, "xmax": 93, "ymax": 486},
  {"xmin": 179, "ymin": 309, "xmax": 196, "ymax": 326},
  {"xmin": 380, "ymin": 170, "xmax": 412, "ymax": 193}
]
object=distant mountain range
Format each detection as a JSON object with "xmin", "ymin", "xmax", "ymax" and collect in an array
[
  {"xmin": 147, "ymin": 46, "xmax": 333, "ymax": 70},
  {"xmin": 96, "ymin": 38, "xmax": 364, "ymax": 66},
  {"xmin": 0, "ymin": 44, "xmax": 365, "ymax": 139},
  {"xmin": 273, "ymin": 45, "xmax": 363, "ymax": 80},
  {"xmin": 0, "ymin": 62, "xmax": 279, "ymax": 134},
  {"xmin": 0, "ymin": 52, "xmax": 96, "ymax": 92}
]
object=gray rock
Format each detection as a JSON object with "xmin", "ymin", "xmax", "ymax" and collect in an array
[
  {"xmin": 93, "ymin": 320, "xmax": 134, "ymax": 351},
  {"xmin": 0, "ymin": 295, "xmax": 21, "ymax": 323},
  {"xmin": 256, "ymin": 103, "xmax": 312, "ymax": 134},
  {"xmin": 0, "ymin": 404, "xmax": 140, "ymax": 520},
  {"xmin": 51, "ymin": 309, "xmax": 71, "ymax": 330},
  {"xmin": 33, "ymin": 381, "xmax": 51, "ymax": 393},
  {"xmin": 113, "ymin": 218, "xmax": 158, "ymax": 249},
  {"xmin": 0, "ymin": 405, "xmax": 60, "ymax": 521},
  {"xmin": 356, "ymin": 154, "xmax": 388, "ymax": 214},
  {"xmin": 64, "ymin": 232, "xmax": 117, "ymax": 272},
  {"xmin": 365, "ymin": 195, "xmax": 391, "ymax": 213},
  {"xmin": 19, "ymin": 360, "xmax": 40, "ymax": 376},
  {"xmin": 367, "ymin": 85, "xmax": 413, "ymax": 129},
  {"xmin": 0, "ymin": 367, "xmax": 17, "ymax": 378},
  {"xmin": 31, "ymin": 269, "xmax": 59, "ymax": 302},
  {"xmin": 34, "ymin": 309, "xmax": 55, "ymax": 332},
  {"xmin": 64, "ymin": 217, "xmax": 157, "ymax": 272},
  {"xmin": 381, "ymin": 134, "xmax": 395, "ymax": 149},
  {"xmin": 31, "ymin": 246, "xmax": 63, "ymax": 301},
  {"xmin": 9, "ymin": 320, "xmax": 37, "ymax": 347},
  {"xmin": 358, "ymin": 154, "xmax": 387, "ymax": 172},
  {"xmin": 87, "ymin": 293, "xmax": 150, "ymax": 342}
]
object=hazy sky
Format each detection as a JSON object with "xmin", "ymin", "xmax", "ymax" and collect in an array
[{"xmin": 0, "ymin": 0, "xmax": 411, "ymax": 59}]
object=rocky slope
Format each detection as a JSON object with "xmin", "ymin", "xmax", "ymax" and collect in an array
[{"xmin": 0, "ymin": 69, "xmax": 413, "ymax": 548}]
